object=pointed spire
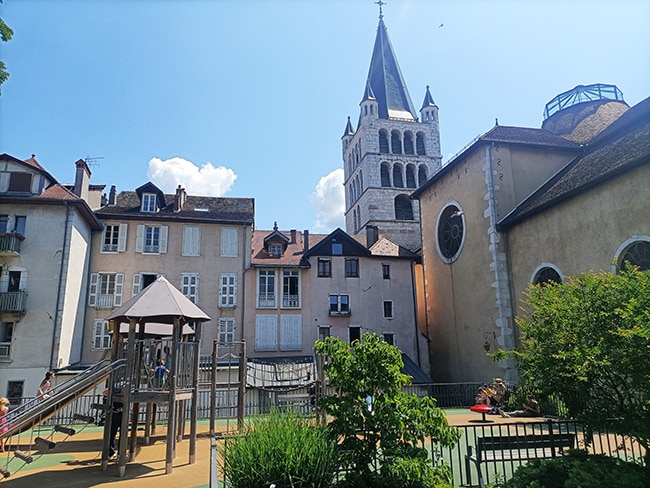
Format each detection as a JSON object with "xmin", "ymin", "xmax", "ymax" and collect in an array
[
  {"xmin": 362, "ymin": 79, "xmax": 376, "ymax": 101},
  {"xmin": 342, "ymin": 116, "xmax": 355, "ymax": 137},
  {"xmin": 421, "ymin": 85, "xmax": 436, "ymax": 110},
  {"xmin": 363, "ymin": 17, "xmax": 417, "ymax": 121}
]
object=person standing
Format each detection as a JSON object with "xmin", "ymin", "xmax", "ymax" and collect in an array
[
  {"xmin": 103, "ymin": 381, "xmax": 124, "ymax": 459},
  {"xmin": 37, "ymin": 371, "xmax": 55, "ymax": 400},
  {"xmin": 0, "ymin": 397, "xmax": 9, "ymax": 452}
]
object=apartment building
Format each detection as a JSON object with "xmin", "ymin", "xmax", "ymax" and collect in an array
[
  {"xmin": 0, "ymin": 154, "xmax": 103, "ymax": 402},
  {"xmin": 81, "ymin": 182, "xmax": 254, "ymax": 365}
]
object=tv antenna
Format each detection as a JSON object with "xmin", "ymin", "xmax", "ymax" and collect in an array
[{"xmin": 84, "ymin": 155, "xmax": 104, "ymax": 170}]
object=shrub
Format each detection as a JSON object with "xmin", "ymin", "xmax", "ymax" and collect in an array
[
  {"xmin": 494, "ymin": 449, "xmax": 649, "ymax": 488},
  {"xmin": 220, "ymin": 410, "xmax": 337, "ymax": 488}
]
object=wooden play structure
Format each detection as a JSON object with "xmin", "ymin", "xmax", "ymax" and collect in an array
[{"xmin": 103, "ymin": 276, "xmax": 211, "ymax": 476}]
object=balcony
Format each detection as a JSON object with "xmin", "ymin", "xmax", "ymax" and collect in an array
[
  {"xmin": 94, "ymin": 294, "xmax": 115, "ymax": 309},
  {"xmin": 0, "ymin": 233, "xmax": 24, "ymax": 256},
  {"xmin": 282, "ymin": 294, "xmax": 300, "ymax": 308},
  {"xmin": 0, "ymin": 290, "xmax": 27, "ymax": 314},
  {"xmin": 257, "ymin": 294, "xmax": 276, "ymax": 308}
]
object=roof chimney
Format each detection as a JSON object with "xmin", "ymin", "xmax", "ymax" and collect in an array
[
  {"xmin": 174, "ymin": 185, "xmax": 186, "ymax": 212},
  {"xmin": 290, "ymin": 229, "xmax": 296, "ymax": 244},
  {"xmin": 108, "ymin": 185, "xmax": 117, "ymax": 206},
  {"xmin": 73, "ymin": 159, "xmax": 91, "ymax": 201},
  {"xmin": 303, "ymin": 230, "xmax": 309, "ymax": 252}
]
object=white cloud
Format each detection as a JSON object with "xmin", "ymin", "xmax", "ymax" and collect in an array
[
  {"xmin": 311, "ymin": 168, "xmax": 345, "ymax": 233},
  {"xmin": 147, "ymin": 157, "xmax": 237, "ymax": 196}
]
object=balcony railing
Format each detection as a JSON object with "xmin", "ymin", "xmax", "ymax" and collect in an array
[
  {"xmin": 282, "ymin": 294, "xmax": 300, "ymax": 308},
  {"xmin": 257, "ymin": 294, "xmax": 275, "ymax": 308},
  {"xmin": 95, "ymin": 294, "xmax": 115, "ymax": 309},
  {"xmin": 0, "ymin": 343, "xmax": 11, "ymax": 359},
  {"xmin": 0, "ymin": 290, "xmax": 27, "ymax": 314},
  {"xmin": 0, "ymin": 233, "xmax": 24, "ymax": 256}
]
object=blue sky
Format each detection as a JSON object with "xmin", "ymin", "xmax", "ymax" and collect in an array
[{"xmin": 1, "ymin": 0, "xmax": 649, "ymax": 233}]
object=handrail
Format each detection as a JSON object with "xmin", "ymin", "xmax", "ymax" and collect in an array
[{"xmin": 1, "ymin": 359, "xmax": 126, "ymax": 438}]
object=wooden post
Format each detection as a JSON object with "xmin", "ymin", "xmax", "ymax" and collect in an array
[
  {"xmin": 118, "ymin": 317, "xmax": 137, "ymax": 477},
  {"xmin": 101, "ymin": 319, "xmax": 120, "ymax": 471},
  {"xmin": 237, "ymin": 342, "xmax": 246, "ymax": 431},
  {"xmin": 165, "ymin": 316, "xmax": 180, "ymax": 474},
  {"xmin": 189, "ymin": 322, "xmax": 202, "ymax": 464}
]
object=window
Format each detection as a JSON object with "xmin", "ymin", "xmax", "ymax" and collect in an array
[
  {"xmin": 181, "ymin": 273, "xmax": 199, "ymax": 303},
  {"xmin": 219, "ymin": 273, "xmax": 237, "ymax": 308},
  {"xmin": 102, "ymin": 223, "xmax": 127, "ymax": 253},
  {"xmin": 332, "ymin": 242, "xmax": 343, "ymax": 255},
  {"xmin": 329, "ymin": 294, "xmax": 350, "ymax": 315},
  {"xmin": 383, "ymin": 301, "xmax": 394, "ymax": 319},
  {"xmin": 437, "ymin": 203, "xmax": 465, "ymax": 263},
  {"xmin": 406, "ymin": 165, "xmax": 416, "ymax": 188},
  {"xmin": 533, "ymin": 267, "xmax": 562, "ymax": 286},
  {"xmin": 135, "ymin": 225, "xmax": 168, "ymax": 254},
  {"xmin": 141, "ymin": 193, "xmax": 157, "ymax": 212},
  {"xmin": 132, "ymin": 272, "xmax": 158, "ymax": 296},
  {"xmin": 221, "ymin": 228, "xmax": 238, "ymax": 257},
  {"xmin": 88, "ymin": 273, "xmax": 124, "ymax": 308},
  {"xmin": 404, "ymin": 132, "xmax": 414, "ymax": 154},
  {"xmin": 318, "ymin": 326, "xmax": 331, "ymax": 341},
  {"xmin": 391, "ymin": 130, "xmax": 402, "ymax": 154},
  {"xmin": 280, "ymin": 315, "xmax": 302, "ymax": 351},
  {"xmin": 282, "ymin": 270, "xmax": 300, "ymax": 308},
  {"xmin": 7, "ymin": 381, "xmax": 24, "ymax": 405},
  {"xmin": 8, "ymin": 172, "xmax": 32, "ymax": 192},
  {"xmin": 0, "ymin": 215, "xmax": 26, "ymax": 235},
  {"xmin": 381, "ymin": 163, "xmax": 391, "ymax": 187},
  {"xmin": 318, "ymin": 259, "xmax": 331, "ymax": 278},
  {"xmin": 0, "ymin": 322, "xmax": 13, "ymax": 358},
  {"xmin": 416, "ymin": 133, "xmax": 426, "ymax": 155},
  {"xmin": 392, "ymin": 165, "xmax": 404, "ymax": 187},
  {"xmin": 395, "ymin": 195, "xmax": 414, "ymax": 220},
  {"xmin": 619, "ymin": 239, "xmax": 650, "ymax": 271},
  {"xmin": 345, "ymin": 258, "xmax": 359, "ymax": 277},
  {"xmin": 349, "ymin": 326, "xmax": 361, "ymax": 343},
  {"xmin": 382, "ymin": 263, "xmax": 390, "ymax": 279},
  {"xmin": 92, "ymin": 319, "xmax": 112, "ymax": 350},
  {"xmin": 383, "ymin": 332, "xmax": 395, "ymax": 345},
  {"xmin": 182, "ymin": 226, "xmax": 200, "ymax": 256},
  {"xmin": 269, "ymin": 243, "xmax": 283, "ymax": 256},
  {"xmin": 257, "ymin": 270, "xmax": 276, "ymax": 307},
  {"xmin": 418, "ymin": 165, "xmax": 428, "ymax": 187},
  {"xmin": 379, "ymin": 130, "xmax": 389, "ymax": 153},
  {"xmin": 255, "ymin": 314, "xmax": 277, "ymax": 351},
  {"xmin": 218, "ymin": 317, "xmax": 236, "ymax": 343}
]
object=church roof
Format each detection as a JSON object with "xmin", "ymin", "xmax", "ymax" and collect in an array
[{"xmin": 364, "ymin": 19, "xmax": 418, "ymax": 121}]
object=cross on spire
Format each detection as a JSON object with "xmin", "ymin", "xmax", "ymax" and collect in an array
[{"xmin": 375, "ymin": 0, "xmax": 386, "ymax": 20}]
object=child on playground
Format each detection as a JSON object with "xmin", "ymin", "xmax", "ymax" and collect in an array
[
  {"xmin": 37, "ymin": 371, "xmax": 55, "ymax": 400},
  {"xmin": 151, "ymin": 359, "xmax": 169, "ymax": 388},
  {"xmin": 0, "ymin": 397, "xmax": 8, "ymax": 452}
]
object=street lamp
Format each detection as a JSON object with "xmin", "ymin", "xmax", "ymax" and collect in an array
[{"xmin": 483, "ymin": 331, "xmax": 496, "ymax": 353}]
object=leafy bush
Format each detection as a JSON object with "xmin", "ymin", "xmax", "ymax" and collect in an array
[
  {"xmin": 220, "ymin": 410, "xmax": 337, "ymax": 488},
  {"xmin": 493, "ymin": 450, "xmax": 649, "ymax": 488}
]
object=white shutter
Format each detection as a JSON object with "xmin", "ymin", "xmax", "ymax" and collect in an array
[
  {"xmin": 280, "ymin": 315, "xmax": 302, "ymax": 351},
  {"xmin": 160, "ymin": 226, "xmax": 168, "ymax": 254},
  {"xmin": 88, "ymin": 273, "xmax": 98, "ymax": 306},
  {"xmin": 132, "ymin": 273, "xmax": 141, "ymax": 296},
  {"xmin": 93, "ymin": 320, "xmax": 102, "ymax": 349},
  {"xmin": 18, "ymin": 271, "xmax": 27, "ymax": 290},
  {"xmin": 255, "ymin": 314, "xmax": 277, "ymax": 351},
  {"xmin": 221, "ymin": 228, "xmax": 238, "ymax": 257},
  {"xmin": 117, "ymin": 223, "xmax": 128, "ymax": 252},
  {"xmin": 135, "ymin": 225, "xmax": 144, "ymax": 253},
  {"xmin": 183, "ymin": 227, "xmax": 200, "ymax": 256},
  {"xmin": 114, "ymin": 273, "xmax": 124, "ymax": 306}
]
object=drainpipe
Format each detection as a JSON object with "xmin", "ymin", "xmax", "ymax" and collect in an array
[{"xmin": 50, "ymin": 201, "xmax": 73, "ymax": 370}]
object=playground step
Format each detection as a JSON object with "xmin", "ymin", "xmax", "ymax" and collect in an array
[
  {"xmin": 54, "ymin": 425, "xmax": 76, "ymax": 436},
  {"xmin": 73, "ymin": 413, "xmax": 95, "ymax": 423},
  {"xmin": 34, "ymin": 437, "xmax": 56, "ymax": 449},
  {"xmin": 13, "ymin": 450, "xmax": 33, "ymax": 463}
]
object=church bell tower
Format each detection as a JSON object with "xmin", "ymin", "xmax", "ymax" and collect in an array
[{"xmin": 342, "ymin": 7, "xmax": 442, "ymax": 251}]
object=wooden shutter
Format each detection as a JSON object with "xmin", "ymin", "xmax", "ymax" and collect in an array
[
  {"xmin": 221, "ymin": 228, "xmax": 238, "ymax": 257},
  {"xmin": 132, "ymin": 273, "xmax": 141, "ymax": 296},
  {"xmin": 255, "ymin": 314, "xmax": 277, "ymax": 351},
  {"xmin": 117, "ymin": 223, "xmax": 128, "ymax": 252},
  {"xmin": 160, "ymin": 226, "xmax": 168, "ymax": 254},
  {"xmin": 183, "ymin": 226, "xmax": 200, "ymax": 256},
  {"xmin": 135, "ymin": 225, "xmax": 144, "ymax": 253},
  {"xmin": 88, "ymin": 273, "xmax": 98, "ymax": 306},
  {"xmin": 280, "ymin": 314, "xmax": 302, "ymax": 351},
  {"xmin": 114, "ymin": 273, "xmax": 124, "ymax": 306}
]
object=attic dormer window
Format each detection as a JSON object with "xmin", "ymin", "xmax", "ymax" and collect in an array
[
  {"xmin": 141, "ymin": 193, "xmax": 157, "ymax": 212},
  {"xmin": 269, "ymin": 243, "xmax": 283, "ymax": 256}
]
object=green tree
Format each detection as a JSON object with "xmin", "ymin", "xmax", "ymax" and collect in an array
[
  {"xmin": 496, "ymin": 267, "xmax": 650, "ymax": 465},
  {"xmin": 314, "ymin": 332, "xmax": 460, "ymax": 487},
  {"xmin": 0, "ymin": 0, "xmax": 14, "ymax": 94}
]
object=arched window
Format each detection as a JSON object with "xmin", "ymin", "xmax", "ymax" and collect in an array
[
  {"xmin": 359, "ymin": 170, "xmax": 363, "ymax": 194},
  {"xmin": 418, "ymin": 165, "xmax": 428, "ymax": 186},
  {"xmin": 406, "ymin": 165, "xmax": 416, "ymax": 188},
  {"xmin": 380, "ymin": 163, "xmax": 391, "ymax": 187},
  {"xmin": 416, "ymin": 133, "xmax": 426, "ymax": 155},
  {"xmin": 392, "ymin": 164, "xmax": 404, "ymax": 188},
  {"xmin": 394, "ymin": 195, "xmax": 414, "ymax": 220},
  {"xmin": 404, "ymin": 132, "xmax": 414, "ymax": 154},
  {"xmin": 356, "ymin": 207, "xmax": 361, "ymax": 232},
  {"xmin": 533, "ymin": 266, "xmax": 562, "ymax": 286},
  {"xmin": 617, "ymin": 239, "xmax": 650, "ymax": 271},
  {"xmin": 391, "ymin": 130, "xmax": 402, "ymax": 154},
  {"xmin": 353, "ymin": 208, "xmax": 358, "ymax": 233},
  {"xmin": 379, "ymin": 130, "xmax": 389, "ymax": 153}
]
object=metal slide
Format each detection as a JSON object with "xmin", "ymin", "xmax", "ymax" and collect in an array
[{"xmin": 1, "ymin": 359, "xmax": 126, "ymax": 440}]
